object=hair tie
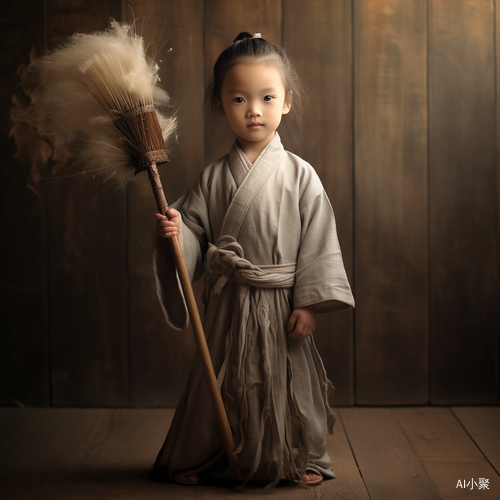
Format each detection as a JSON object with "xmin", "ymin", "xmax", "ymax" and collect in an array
[{"xmin": 233, "ymin": 33, "xmax": 263, "ymax": 45}]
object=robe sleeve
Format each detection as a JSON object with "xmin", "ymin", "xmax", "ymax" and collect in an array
[
  {"xmin": 293, "ymin": 190, "xmax": 355, "ymax": 314},
  {"xmin": 153, "ymin": 176, "xmax": 212, "ymax": 330}
]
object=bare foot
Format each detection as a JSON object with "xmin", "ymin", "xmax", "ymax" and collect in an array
[
  {"xmin": 301, "ymin": 471, "xmax": 323, "ymax": 485},
  {"xmin": 173, "ymin": 473, "xmax": 200, "ymax": 485}
]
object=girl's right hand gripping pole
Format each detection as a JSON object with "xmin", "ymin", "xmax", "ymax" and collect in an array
[{"xmin": 147, "ymin": 162, "xmax": 238, "ymax": 476}]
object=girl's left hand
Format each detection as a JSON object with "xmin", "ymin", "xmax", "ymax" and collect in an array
[{"xmin": 287, "ymin": 304, "xmax": 316, "ymax": 339}]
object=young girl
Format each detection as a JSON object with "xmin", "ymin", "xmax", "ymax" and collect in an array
[{"xmin": 152, "ymin": 32, "xmax": 354, "ymax": 488}]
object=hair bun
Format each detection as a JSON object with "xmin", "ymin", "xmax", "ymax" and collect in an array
[{"xmin": 233, "ymin": 32, "xmax": 253, "ymax": 43}]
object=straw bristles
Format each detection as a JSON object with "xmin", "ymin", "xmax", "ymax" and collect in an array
[
  {"xmin": 80, "ymin": 50, "xmax": 154, "ymax": 112},
  {"xmin": 21, "ymin": 19, "xmax": 177, "ymax": 186}
]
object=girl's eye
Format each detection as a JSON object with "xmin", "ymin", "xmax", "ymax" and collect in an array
[
  {"xmin": 233, "ymin": 97, "xmax": 244, "ymax": 103},
  {"xmin": 263, "ymin": 95, "xmax": 274, "ymax": 102}
]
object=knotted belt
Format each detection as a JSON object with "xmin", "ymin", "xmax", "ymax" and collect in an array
[{"xmin": 204, "ymin": 235, "xmax": 296, "ymax": 294}]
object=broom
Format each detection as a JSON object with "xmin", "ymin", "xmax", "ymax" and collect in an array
[{"xmin": 27, "ymin": 20, "xmax": 237, "ymax": 474}]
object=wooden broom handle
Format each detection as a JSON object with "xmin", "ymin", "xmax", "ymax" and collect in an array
[{"xmin": 147, "ymin": 162, "xmax": 237, "ymax": 474}]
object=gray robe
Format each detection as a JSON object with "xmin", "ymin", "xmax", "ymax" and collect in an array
[{"xmin": 153, "ymin": 133, "xmax": 354, "ymax": 486}]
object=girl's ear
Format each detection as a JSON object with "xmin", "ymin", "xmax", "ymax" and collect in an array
[
  {"xmin": 216, "ymin": 99, "xmax": 226, "ymax": 118},
  {"xmin": 282, "ymin": 90, "xmax": 292, "ymax": 115}
]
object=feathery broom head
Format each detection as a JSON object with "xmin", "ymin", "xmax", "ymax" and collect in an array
[
  {"xmin": 25, "ymin": 19, "xmax": 177, "ymax": 185},
  {"xmin": 80, "ymin": 49, "xmax": 170, "ymax": 174}
]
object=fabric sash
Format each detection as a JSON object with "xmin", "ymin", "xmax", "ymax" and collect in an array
[{"xmin": 204, "ymin": 235, "xmax": 296, "ymax": 296}]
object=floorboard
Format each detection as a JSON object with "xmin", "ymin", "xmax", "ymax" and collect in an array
[
  {"xmin": 0, "ymin": 409, "xmax": 109, "ymax": 500},
  {"xmin": 0, "ymin": 407, "xmax": 499, "ymax": 499},
  {"xmin": 325, "ymin": 411, "xmax": 370, "ymax": 499},
  {"xmin": 393, "ymin": 407, "xmax": 500, "ymax": 498},
  {"xmin": 339, "ymin": 408, "xmax": 441, "ymax": 500},
  {"xmin": 452, "ymin": 406, "xmax": 500, "ymax": 475}
]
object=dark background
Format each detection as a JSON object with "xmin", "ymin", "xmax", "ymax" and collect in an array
[{"xmin": 1, "ymin": 0, "xmax": 498, "ymax": 408}]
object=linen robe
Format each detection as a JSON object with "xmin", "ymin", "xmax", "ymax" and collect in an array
[{"xmin": 153, "ymin": 133, "xmax": 354, "ymax": 486}]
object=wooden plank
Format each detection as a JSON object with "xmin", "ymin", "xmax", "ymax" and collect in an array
[
  {"xmin": 0, "ymin": 408, "xmax": 60, "ymax": 457},
  {"xmin": 340, "ymin": 407, "xmax": 441, "ymax": 500},
  {"xmin": 23, "ymin": 409, "xmax": 174, "ymax": 500},
  {"xmin": 0, "ymin": 408, "xmax": 364, "ymax": 499},
  {"xmin": 393, "ymin": 407, "xmax": 485, "ymax": 460},
  {"xmin": 204, "ymin": 0, "xmax": 282, "ymax": 164},
  {"xmin": 58, "ymin": 408, "xmax": 343, "ymax": 499},
  {"xmin": 418, "ymin": 462, "xmax": 500, "ymax": 498},
  {"xmin": 498, "ymin": 0, "xmax": 500, "ymax": 380},
  {"xmin": 0, "ymin": 408, "xmax": 109, "ymax": 500},
  {"xmin": 429, "ymin": 0, "xmax": 498, "ymax": 404},
  {"xmin": 283, "ymin": 0, "xmax": 354, "ymax": 405},
  {"xmin": 452, "ymin": 406, "xmax": 500, "ymax": 475},
  {"xmin": 394, "ymin": 407, "xmax": 500, "ymax": 498},
  {"xmin": 47, "ymin": 0, "xmax": 130, "ymax": 407},
  {"xmin": 327, "ymin": 409, "xmax": 370, "ymax": 499},
  {"xmin": 125, "ymin": 1, "xmax": 204, "ymax": 407},
  {"xmin": 354, "ymin": 0, "xmax": 429, "ymax": 404},
  {"xmin": 48, "ymin": 0, "xmax": 119, "ymax": 46},
  {"xmin": 0, "ymin": 1, "xmax": 50, "ymax": 406}
]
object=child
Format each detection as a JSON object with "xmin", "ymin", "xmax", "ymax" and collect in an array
[{"xmin": 152, "ymin": 32, "xmax": 354, "ymax": 488}]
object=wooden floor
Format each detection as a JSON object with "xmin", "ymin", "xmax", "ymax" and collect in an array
[{"xmin": 0, "ymin": 407, "xmax": 499, "ymax": 499}]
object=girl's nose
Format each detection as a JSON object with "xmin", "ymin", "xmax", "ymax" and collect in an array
[{"xmin": 247, "ymin": 103, "xmax": 261, "ymax": 117}]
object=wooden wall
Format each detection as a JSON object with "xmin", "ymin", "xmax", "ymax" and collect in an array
[{"xmin": 1, "ymin": 0, "xmax": 498, "ymax": 408}]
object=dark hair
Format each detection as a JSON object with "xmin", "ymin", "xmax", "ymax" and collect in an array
[{"xmin": 207, "ymin": 32, "xmax": 304, "ymax": 153}]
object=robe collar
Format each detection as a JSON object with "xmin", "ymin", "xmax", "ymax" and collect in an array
[
  {"xmin": 228, "ymin": 133, "xmax": 284, "ymax": 187},
  {"xmin": 222, "ymin": 133, "xmax": 284, "ymax": 238}
]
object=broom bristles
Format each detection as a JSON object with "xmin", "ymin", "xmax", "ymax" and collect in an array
[
  {"xmin": 20, "ymin": 19, "xmax": 177, "ymax": 186},
  {"xmin": 80, "ymin": 49, "xmax": 169, "ymax": 173},
  {"xmin": 80, "ymin": 51, "xmax": 154, "ymax": 112}
]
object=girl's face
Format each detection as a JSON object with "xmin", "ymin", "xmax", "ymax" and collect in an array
[{"xmin": 217, "ymin": 61, "xmax": 291, "ymax": 156}]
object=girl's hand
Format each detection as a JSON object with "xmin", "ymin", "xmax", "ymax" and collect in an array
[
  {"xmin": 155, "ymin": 209, "xmax": 180, "ymax": 238},
  {"xmin": 287, "ymin": 304, "xmax": 316, "ymax": 339}
]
